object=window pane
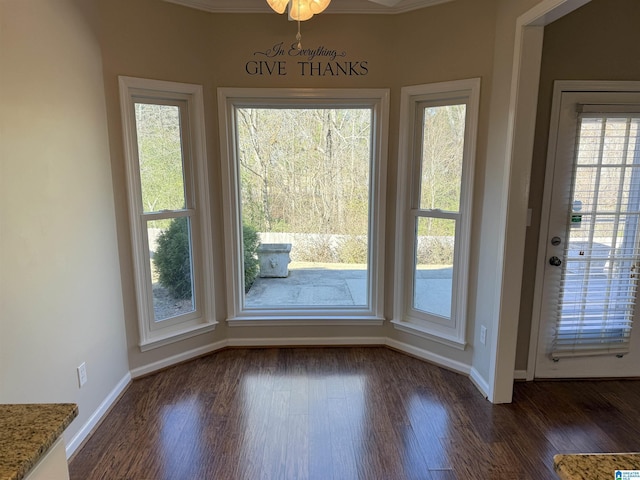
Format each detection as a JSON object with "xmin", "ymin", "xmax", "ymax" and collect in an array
[
  {"xmin": 135, "ymin": 103, "xmax": 187, "ymax": 213},
  {"xmin": 413, "ymin": 217, "xmax": 455, "ymax": 319},
  {"xmin": 236, "ymin": 108, "xmax": 371, "ymax": 308},
  {"xmin": 419, "ymin": 104, "xmax": 466, "ymax": 212},
  {"xmin": 576, "ymin": 118, "xmax": 603, "ymax": 166},
  {"xmin": 148, "ymin": 217, "xmax": 195, "ymax": 321}
]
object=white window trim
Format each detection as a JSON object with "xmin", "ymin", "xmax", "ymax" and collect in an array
[
  {"xmin": 119, "ymin": 76, "xmax": 216, "ymax": 351},
  {"xmin": 217, "ymin": 88, "xmax": 389, "ymax": 325},
  {"xmin": 392, "ymin": 78, "xmax": 481, "ymax": 349}
]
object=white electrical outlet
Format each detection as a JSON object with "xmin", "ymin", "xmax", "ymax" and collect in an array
[
  {"xmin": 480, "ymin": 325, "xmax": 487, "ymax": 345},
  {"xmin": 77, "ymin": 362, "xmax": 87, "ymax": 388}
]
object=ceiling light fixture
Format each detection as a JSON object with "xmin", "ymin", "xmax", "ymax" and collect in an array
[{"xmin": 266, "ymin": 0, "xmax": 331, "ymax": 50}]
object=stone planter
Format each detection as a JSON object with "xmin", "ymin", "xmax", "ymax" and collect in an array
[{"xmin": 257, "ymin": 243, "xmax": 292, "ymax": 278}]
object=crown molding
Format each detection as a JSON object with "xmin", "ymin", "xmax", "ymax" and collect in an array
[{"xmin": 163, "ymin": 0, "xmax": 454, "ymax": 15}]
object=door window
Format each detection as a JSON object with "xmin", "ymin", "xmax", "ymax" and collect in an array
[{"xmin": 553, "ymin": 114, "xmax": 640, "ymax": 358}]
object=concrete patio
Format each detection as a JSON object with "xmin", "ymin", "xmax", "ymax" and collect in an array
[{"xmin": 245, "ymin": 262, "xmax": 452, "ymax": 317}]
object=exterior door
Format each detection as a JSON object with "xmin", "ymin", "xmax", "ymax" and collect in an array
[{"xmin": 535, "ymin": 88, "xmax": 640, "ymax": 378}]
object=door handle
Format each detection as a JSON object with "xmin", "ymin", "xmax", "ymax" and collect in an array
[{"xmin": 549, "ymin": 256, "xmax": 562, "ymax": 267}]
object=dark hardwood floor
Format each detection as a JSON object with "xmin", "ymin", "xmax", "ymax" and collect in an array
[{"xmin": 68, "ymin": 347, "xmax": 640, "ymax": 480}]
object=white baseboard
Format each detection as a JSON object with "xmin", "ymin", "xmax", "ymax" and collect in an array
[
  {"xmin": 130, "ymin": 336, "xmax": 472, "ymax": 377},
  {"xmin": 130, "ymin": 336, "xmax": 473, "ymax": 382},
  {"xmin": 469, "ymin": 367, "xmax": 490, "ymax": 399},
  {"xmin": 226, "ymin": 336, "xmax": 385, "ymax": 347},
  {"xmin": 65, "ymin": 372, "xmax": 131, "ymax": 458},
  {"xmin": 514, "ymin": 369, "xmax": 528, "ymax": 380},
  {"xmin": 385, "ymin": 338, "xmax": 471, "ymax": 376},
  {"xmin": 130, "ymin": 337, "xmax": 383, "ymax": 381},
  {"xmin": 130, "ymin": 340, "xmax": 228, "ymax": 378}
]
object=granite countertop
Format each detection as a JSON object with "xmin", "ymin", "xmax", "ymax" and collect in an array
[
  {"xmin": 0, "ymin": 404, "xmax": 78, "ymax": 480},
  {"xmin": 554, "ymin": 453, "xmax": 640, "ymax": 479}
]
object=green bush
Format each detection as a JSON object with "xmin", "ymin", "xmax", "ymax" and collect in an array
[
  {"xmin": 153, "ymin": 217, "xmax": 192, "ymax": 299},
  {"xmin": 243, "ymin": 224, "xmax": 260, "ymax": 292},
  {"xmin": 154, "ymin": 220, "xmax": 261, "ymax": 296}
]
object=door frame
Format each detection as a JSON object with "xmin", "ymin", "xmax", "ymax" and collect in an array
[
  {"xmin": 485, "ymin": 0, "xmax": 591, "ymax": 403},
  {"xmin": 527, "ymin": 80, "xmax": 640, "ymax": 380}
]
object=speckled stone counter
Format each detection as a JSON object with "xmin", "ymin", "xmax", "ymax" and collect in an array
[
  {"xmin": 554, "ymin": 453, "xmax": 640, "ymax": 479},
  {"xmin": 0, "ymin": 404, "xmax": 78, "ymax": 480}
]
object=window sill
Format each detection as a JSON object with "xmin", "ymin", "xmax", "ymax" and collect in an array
[
  {"xmin": 227, "ymin": 316, "xmax": 385, "ymax": 327},
  {"xmin": 139, "ymin": 321, "xmax": 218, "ymax": 352},
  {"xmin": 391, "ymin": 319, "xmax": 467, "ymax": 350}
]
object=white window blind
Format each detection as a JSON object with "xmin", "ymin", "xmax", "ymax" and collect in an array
[{"xmin": 552, "ymin": 112, "xmax": 640, "ymax": 359}]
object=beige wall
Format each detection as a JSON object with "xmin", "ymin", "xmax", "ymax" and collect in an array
[
  {"xmin": 0, "ymin": 0, "xmax": 129, "ymax": 446},
  {"xmin": 96, "ymin": 0, "xmax": 500, "ymax": 372},
  {"xmin": 516, "ymin": 0, "xmax": 640, "ymax": 370}
]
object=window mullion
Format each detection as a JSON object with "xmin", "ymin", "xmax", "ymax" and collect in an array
[
  {"xmin": 412, "ymin": 209, "xmax": 460, "ymax": 221},
  {"xmin": 142, "ymin": 209, "xmax": 194, "ymax": 222}
]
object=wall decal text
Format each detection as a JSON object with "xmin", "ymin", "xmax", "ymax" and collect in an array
[{"xmin": 246, "ymin": 42, "xmax": 369, "ymax": 77}]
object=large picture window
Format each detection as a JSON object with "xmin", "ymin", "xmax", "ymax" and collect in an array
[
  {"xmin": 218, "ymin": 89, "xmax": 389, "ymax": 323},
  {"xmin": 119, "ymin": 77, "xmax": 215, "ymax": 350},
  {"xmin": 393, "ymin": 79, "xmax": 480, "ymax": 347}
]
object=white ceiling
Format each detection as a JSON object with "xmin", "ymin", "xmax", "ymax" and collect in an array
[{"xmin": 163, "ymin": 0, "xmax": 455, "ymax": 15}]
